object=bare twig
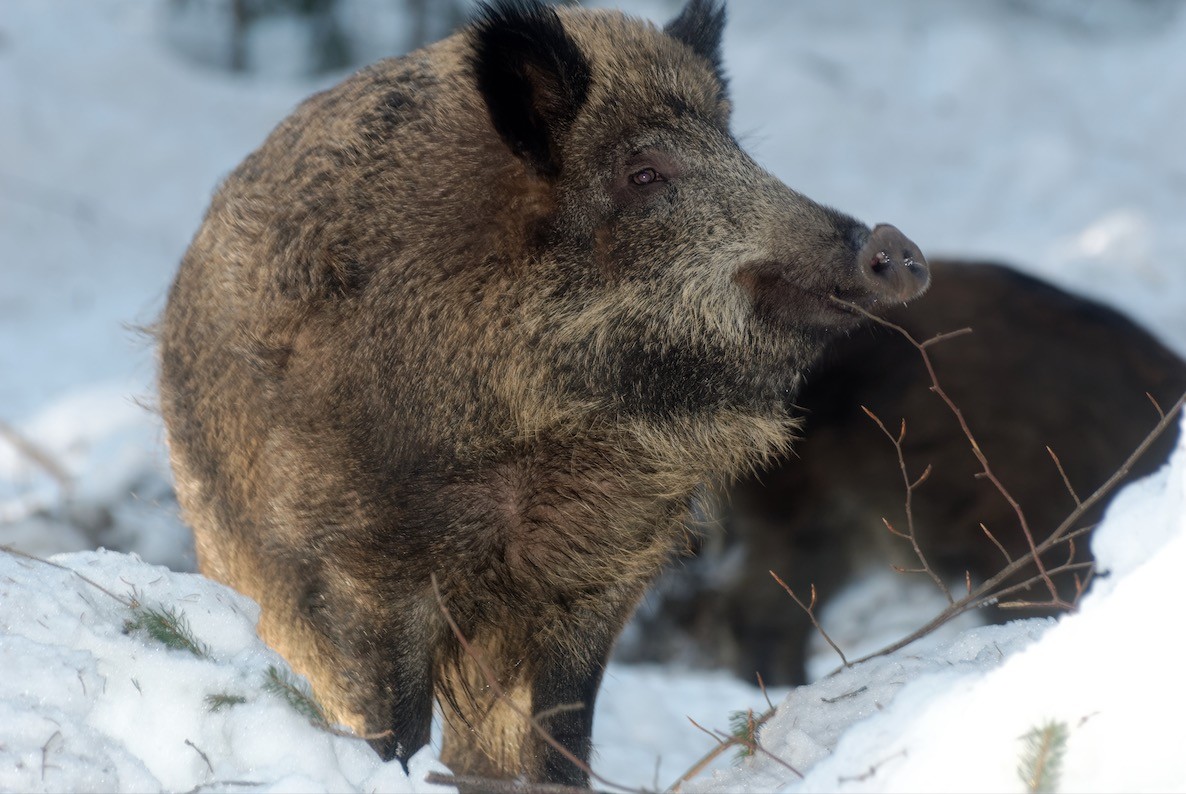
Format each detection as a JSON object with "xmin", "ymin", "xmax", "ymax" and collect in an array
[
  {"xmin": 820, "ymin": 685, "xmax": 868, "ymax": 705},
  {"xmin": 918, "ymin": 327, "xmax": 975, "ymax": 349},
  {"xmin": 0, "ymin": 418, "xmax": 73, "ymax": 491},
  {"xmin": 686, "ymin": 717, "xmax": 802, "ymax": 780},
  {"xmin": 980, "ymin": 522, "xmax": 1013, "ymax": 565},
  {"xmin": 669, "ymin": 705, "xmax": 779, "ymax": 791},
  {"xmin": 686, "ymin": 716, "xmax": 724, "ymax": 747},
  {"xmin": 184, "ymin": 781, "xmax": 263, "ymax": 794},
  {"xmin": 1147, "ymin": 392, "xmax": 1166, "ymax": 420},
  {"xmin": 769, "ymin": 572, "xmax": 849, "ymax": 669},
  {"xmin": 41, "ymin": 730, "xmax": 61, "ymax": 781},
  {"xmin": 185, "ymin": 738, "xmax": 214, "ymax": 775},
  {"xmin": 1, "ymin": 545, "xmax": 135, "ymax": 607},
  {"xmin": 862, "ymin": 406, "xmax": 952, "ymax": 603},
  {"xmin": 1046, "ymin": 446, "xmax": 1082, "ymax": 507},
  {"xmin": 755, "ymin": 672, "xmax": 775, "ymax": 712},
  {"xmin": 836, "ymin": 749, "xmax": 908, "ymax": 783}
]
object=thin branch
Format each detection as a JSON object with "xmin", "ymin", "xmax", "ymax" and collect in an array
[
  {"xmin": 670, "ymin": 705, "xmax": 779, "ymax": 791},
  {"xmin": 686, "ymin": 716, "xmax": 725, "ymax": 747},
  {"xmin": 184, "ymin": 782, "xmax": 263, "ymax": 794},
  {"xmin": 1046, "ymin": 446, "xmax": 1082, "ymax": 507},
  {"xmin": 185, "ymin": 738, "xmax": 214, "ymax": 775},
  {"xmin": 685, "ymin": 718, "xmax": 802, "ymax": 781},
  {"xmin": 862, "ymin": 405, "xmax": 951, "ymax": 602},
  {"xmin": 1, "ymin": 545, "xmax": 135, "ymax": 607},
  {"xmin": 0, "ymin": 418, "xmax": 73, "ymax": 491},
  {"xmin": 1147, "ymin": 392, "xmax": 1166, "ymax": 420},
  {"xmin": 836, "ymin": 749, "xmax": 908, "ymax": 784},
  {"xmin": 1073, "ymin": 565, "xmax": 1097, "ymax": 601},
  {"xmin": 41, "ymin": 730, "xmax": 61, "ymax": 782},
  {"xmin": 769, "ymin": 572, "xmax": 849, "ymax": 669},
  {"xmin": 918, "ymin": 327, "xmax": 975, "ymax": 349},
  {"xmin": 755, "ymin": 672, "xmax": 775, "ymax": 713},
  {"xmin": 980, "ymin": 523, "xmax": 1013, "ymax": 565}
]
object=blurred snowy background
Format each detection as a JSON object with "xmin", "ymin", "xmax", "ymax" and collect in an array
[{"xmin": 2, "ymin": 1, "xmax": 1185, "ymax": 791}]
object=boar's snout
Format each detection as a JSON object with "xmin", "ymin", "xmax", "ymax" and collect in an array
[
  {"xmin": 856, "ymin": 223, "xmax": 929, "ymax": 303},
  {"xmin": 735, "ymin": 218, "xmax": 929, "ymax": 331}
]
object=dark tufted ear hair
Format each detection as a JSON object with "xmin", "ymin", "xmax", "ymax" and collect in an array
[
  {"xmin": 664, "ymin": 0, "xmax": 727, "ymax": 87},
  {"xmin": 470, "ymin": 0, "xmax": 592, "ymax": 178}
]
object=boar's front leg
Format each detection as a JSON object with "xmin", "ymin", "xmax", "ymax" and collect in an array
[
  {"xmin": 300, "ymin": 582, "xmax": 438, "ymax": 769},
  {"xmin": 530, "ymin": 646, "xmax": 608, "ymax": 786},
  {"xmin": 364, "ymin": 645, "xmax": 436, "ymax": 769},
  {"xmin": 527, "ymin": 591, "xmax": 641, "ymax": 787}
]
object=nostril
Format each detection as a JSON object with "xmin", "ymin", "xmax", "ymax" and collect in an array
[{"xmin": 870, "ymin": 251, "xmax": 892, "ymax": 276}]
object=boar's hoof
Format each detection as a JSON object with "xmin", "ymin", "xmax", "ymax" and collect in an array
[{"xmin": 858, "ymin": 223, "xmax": 929, "ymax": 303}]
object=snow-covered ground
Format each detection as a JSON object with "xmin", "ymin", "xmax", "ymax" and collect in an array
[{"xmin": 2, "ymin": 1, "xmax": 1185, "ymax": 791}]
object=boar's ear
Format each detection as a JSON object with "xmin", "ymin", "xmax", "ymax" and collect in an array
[
  {"xmin": 471, "ymin": 0, "xmax": 592, "ymax": 178},
  {"xmin": 665, "ymin": 0, "xmax": 727, "ymax": 86}
]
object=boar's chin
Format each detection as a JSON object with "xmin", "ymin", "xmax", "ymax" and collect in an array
[{"xmin": 733, "ymin": 264, "xmax": 870, "ymax": 336}]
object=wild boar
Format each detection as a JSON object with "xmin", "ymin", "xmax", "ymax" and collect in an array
[{"xmin": 157, "ymin": 0, "xmax": 928, "ymax": 784}]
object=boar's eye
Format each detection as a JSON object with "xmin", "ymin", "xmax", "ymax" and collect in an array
[
  {"xmin": 630, "ymin": 167, "xmax": 663, "ymax": 186},
  {"xmin": 611, "ymin": 151, "xmax": 678, "ymax": 205}
]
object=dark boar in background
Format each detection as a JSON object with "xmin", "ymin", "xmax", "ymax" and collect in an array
[
  {"xmin": 620, "ymin": 259, "xmax": 1185, "ymax": 687},
  {"xmin": 157, "ymin": 0, "xmax": 928, "ymax": 784}
]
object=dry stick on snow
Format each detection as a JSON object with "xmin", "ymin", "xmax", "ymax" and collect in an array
[
  {"xmin": 185, "ymin": 738, "xmax": 215, "ymax": 775},
  {"xmin": 427, "ymin": 574, "xmax": 642, "ymax": 794},
  {"xmin": 861, "ymin": 406, "xmax": 953, "ymax": 603},
  {"xmin": 669, "ymin": 706, "xmax": 779, "ymax": 792},
  {"xmin": 41, "ymin": 730, "xmax": 62, "ymax": 782},
  {"xmin": 826, "ymin": 295, "xmax": 1186, "ymax": 670},
  {"xmin": 669, "ymin": 582, "xmax": 842, "ymax": 788},
  {"xmin": 1, "ymin": 544, "xmax": 136, "ymax": 607},
  {"xmin": 685, "ymin": 716, "xmax": 803, "ymax": 781},
  {"xmin": 668, "ymin": 669, "xmax": 787, "ymax": 788},
  {"xmin": 836, "ymin": 748, "xmax": 908, "ymax": 784},
  {"xmin": 184, "ymin": 782, "xmax": 263, "ymax": 794}
]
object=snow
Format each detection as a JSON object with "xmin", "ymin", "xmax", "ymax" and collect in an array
[
  {"xmin": 2, "ymin": 1, "xmax": 1185, "ymax": 791},
  {"xmin": 0, "ymin": 548, "xmax": 452, "ymax": 793}
]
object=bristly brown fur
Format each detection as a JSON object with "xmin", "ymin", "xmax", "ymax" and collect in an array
[{"xmin": 157, "ymin": 0, "xmax": 925, "ymax": 786}]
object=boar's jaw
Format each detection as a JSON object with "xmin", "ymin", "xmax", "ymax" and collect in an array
[{"xmin": 735, "ymin": 222, "xmax": 929, "ymax": 331}]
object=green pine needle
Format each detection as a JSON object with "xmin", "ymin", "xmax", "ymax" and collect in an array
[
  {"xmin": 264, "ymin": 665, "xmax": 329, "ymax": 726},
  {"xmin": 1018, "ymin": 719, "xmax": 1069, "ymax": 794},
  {"xmin": 205, "ymin": 693, "xmax": 248, "ymax": 712},
  {"xmin": 124, "ymin": 605, "xmax": 210, "ymax": 659},
  {"xmin": 729, "ymin": 708, "xmax": 758, "ymax": 759}
]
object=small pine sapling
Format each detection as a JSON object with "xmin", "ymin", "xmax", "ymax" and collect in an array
[
  {"xmin": 264, "ymin": 665, "xmax": 329, "ymax": 727},
  {"xmin": 1017, "ymin": 719, "xmax": 1069, "ymax": 794},
  {"xmin": 124, "ymin": 604, "xmax": 210, "ymax": 659}
]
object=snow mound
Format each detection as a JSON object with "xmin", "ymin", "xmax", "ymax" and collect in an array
[{"xmin": 0, "ymin": 548, "xmax": 450, "ymax": 794}]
